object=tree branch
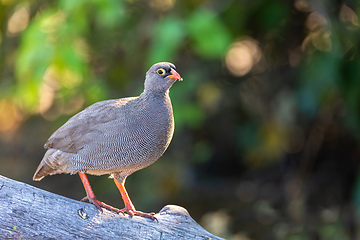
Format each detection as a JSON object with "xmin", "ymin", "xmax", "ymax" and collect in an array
[{"xmin": 0, "ymin": 175, "xmax": 222, "ymax": 240}]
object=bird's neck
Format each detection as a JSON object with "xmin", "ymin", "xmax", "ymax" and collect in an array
[{"xmin": 141, "ymin": 89, "xmax": 170, "ymax": 99}]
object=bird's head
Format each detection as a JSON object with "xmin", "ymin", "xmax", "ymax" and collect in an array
[{"xmin": 144, "ymin": 62, "xmax": 182, "ymax": 93}]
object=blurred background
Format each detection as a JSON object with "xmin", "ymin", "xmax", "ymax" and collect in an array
[{"xmin": 1, "ymin": 0, "xmax": 360, "ymax": 239}]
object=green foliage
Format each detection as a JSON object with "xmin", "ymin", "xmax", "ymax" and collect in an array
[
  {"xmin": 11, "ymin": 0, "xmax": 125, "ymax": 114},
  {"xmin": 148, "ymin": 15, "xmax": 185, "ymax": 65},
  {"xmin": 258, "ymin": 1, "xmax": 289, "ymax": 30},
  {"xmin": 186, "ymin": 8, "xmax": 232, "ymax": 58},
  {"xmin": 171, "ymin": 70, "xmax": 205, "ymax": 128}
]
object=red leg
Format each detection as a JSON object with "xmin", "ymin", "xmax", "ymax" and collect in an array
[
  {"xmin": 78, "ymin": 172, "xmax": 124, "ymax": 215},
  {"xmin": 114, "ymin": 178, "xmax": 157, "ymax": 221}
]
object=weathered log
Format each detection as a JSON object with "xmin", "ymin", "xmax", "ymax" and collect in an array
[{"xmin": 0, "ymin": 175, "xmax": 222, "ymax": 240}]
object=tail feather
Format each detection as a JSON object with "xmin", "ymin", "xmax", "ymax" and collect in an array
[
  {"xmin": 33, "ymin": 149, "xmax": 76, "ymax": 181},
  {"xmin": 33, "ymin": 162, "xmax": 54, "ymax": 181}
]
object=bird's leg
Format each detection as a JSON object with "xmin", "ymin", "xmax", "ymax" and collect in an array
[
  {"xmin": 78, "ymin": 172, "xmax": 124, "ymax": 215},
  {"xmin": 114, "ymin": 178, "xmax": 158, "ymax": 222}
]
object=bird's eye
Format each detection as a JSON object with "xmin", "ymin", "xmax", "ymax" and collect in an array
[{"xmin": 157, "ymin": 68, "xmax": 166, "ymax": 75}]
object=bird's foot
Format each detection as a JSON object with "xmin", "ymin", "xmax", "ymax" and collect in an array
[
  {"xmin": 81, "ymin": 196, "xmax": 158, "ymax": 221},
  {"xmin": 121, "ymin": 207, "xmax": 158, "ymax": 222},
  {"xmin": 81, "ymin": 196, "xmax": 125, "ymax": 215}
]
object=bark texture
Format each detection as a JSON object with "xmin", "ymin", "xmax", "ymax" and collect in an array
[{"xmin": 0, "ymin": 175, "xmax": 222, "ymax": 240}]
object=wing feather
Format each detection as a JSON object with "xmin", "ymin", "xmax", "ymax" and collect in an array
[{"xmin": 45, "ymin": 97, "xmax": 136, "ymax": 153}]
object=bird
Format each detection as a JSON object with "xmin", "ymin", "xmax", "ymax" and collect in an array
[{"xmin": 33, "ymin": 62, "xmax": 182, "ymax": 221}]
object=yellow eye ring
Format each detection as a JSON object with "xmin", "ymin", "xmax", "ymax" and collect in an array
[{"xmin": 157, "ymin": 68, "xmax": 166, "ymax": 75}]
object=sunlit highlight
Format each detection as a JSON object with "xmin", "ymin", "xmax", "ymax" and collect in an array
[
  {"xmin": 0, "ymin": 0, "xmax": 15, "ymax": 4},
  {"xmin": 0, "ymin": 100, "xmax": 23, "ymax": 134},
  {"xmin": 40, "ymin": 10, "xmax": 65, "ymax": 35},
  {"xmin": 306, "ymin": 11, "xmax": 327, "ymax": 31},
  {"xmin": 39, "ymin": 69, "xmax": 58, "ymax": 115},
  {"xmin": 225, "ymin": 38, "xmax": 262, "ymax": 77},
  {"xmin": 303, "ymin": 11, "xmax": 332, "ymax": 52},
  {"xmin": 200, "ymin": 210, "xmax": 230, "ymax": 237},
  {"xmin": 149, "ymin": 0, "xmax": 176, "ymax": 11},
  {"xmin": 7, "ymin": 6, "xmax": 30, "ymax": 36},
  {"xmin": 340, "ymin": 4, "xmax": 360, "ymax": 27},
  {"xmin": 40, "ymin": 65, "xmax": 85, "ymax": 119},
  {"xmin": 294, "ymin": 0, "xmax": 311, "ymax": 12},
  {"xmin": 44, "ymin": 65, "xmax": 83, "ymax": 89}
]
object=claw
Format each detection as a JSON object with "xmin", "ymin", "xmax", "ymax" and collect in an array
[
  {"xmin": 120, "ymin": 207, "xmax": 158, "ymax": 222},
  {"xmin": 80, "ymin": 196, "xmax": 88, "ymax": 202},
  {"xmin": 133, "ymin": 211, "xmax": 158, "ymax": 222},
  {"xmin": 81, "ymin": 195, "xmax": 126, "ymax": 215}
]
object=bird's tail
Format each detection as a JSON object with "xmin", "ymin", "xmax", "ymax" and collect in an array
[
  {"xmin": 33, "ymin": 161, "xmax": 53, "ymax": 181},
  {"xmin": 33, "ymin": 149, "xmax": 75, "ymax": 181}
]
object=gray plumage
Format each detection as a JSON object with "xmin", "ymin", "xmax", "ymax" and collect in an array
[{"xmin": 33, "ymin": 62, "xmax": 181, "ymax": 185}]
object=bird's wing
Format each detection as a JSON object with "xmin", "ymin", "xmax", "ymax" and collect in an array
[{"xmin": 45, "ymin": 97, "xmax": 136, "ymax": 153}]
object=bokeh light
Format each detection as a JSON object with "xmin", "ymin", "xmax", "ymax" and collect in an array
[
  {"xmin": 149, "ymin": 0, "xmax": 176, "ymax": 11},
  {"xmin": 0, "ymin": 100, "xmax": 23, "ymax": 134},
  {"xmin": 7, "ymin": 6, "xmax": 30, "ymax": 37},
  {"xmin": 294, "ymin": 0, "xmax": 311, "ymax": 12},
  {"xmin": 302, "ymin": 11, "xmax": 332, "ymax": 52},
  {"xmin": 339, "ymin": 4, "xmax": 360, "ymax": 27},
  {"xmin": 225, "ymin": 38, "xmax": 262, "ymax": 77}
]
